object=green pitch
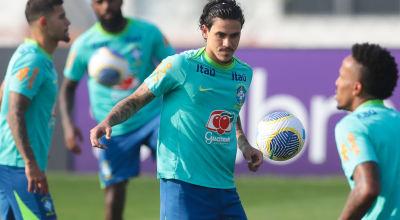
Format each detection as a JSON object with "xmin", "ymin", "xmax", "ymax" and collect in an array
[{"xmin": 47, "ymin": 173, "xmax": 349, "ymax": 220}]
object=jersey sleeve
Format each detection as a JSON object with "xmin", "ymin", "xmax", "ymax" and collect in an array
[
  {"xmin": 8, "ymin": 54, "xmax": 46, "ymax": 100},
  {"xmin": 149, "ymin": 25, "xmax": 175, "ymax": 62},
  {"xmin": 144, "ymin": 54, "xmax": 187, "ymax": 97},
  {"xmin": 335, "ymin": 118, "xmax": 378, "ymax": 182},
  {"xmin": 63, "ymin": 40, "xmax": 87, "ymax": 82}
]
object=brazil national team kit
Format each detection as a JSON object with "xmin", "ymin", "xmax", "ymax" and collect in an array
[
  {"xmin": 64, "ymin": 18, "xmax": 175, "ymax": 188},
  {"xmin": 0, "ymin": 39, "xmax": 57, "ymax": 220},
  {"xmin": 335, "ymin": 100, "xmax": 400, "ymax": 220},
  {"xmin": 145, "ymin": 47, "xmax": 252, "ymax": 218}
]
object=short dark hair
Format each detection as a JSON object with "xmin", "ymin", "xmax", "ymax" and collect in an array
[
  {"xmin": 199, "ymin": 0, "xmax": 245, "ymax": 32},
  {"xmin": 25, "ymin": 0, "xmax": 64, "ymax": 24},
  {"xmin": 352, "ymin": 43, "xmax": 399, "ymax": 100}
]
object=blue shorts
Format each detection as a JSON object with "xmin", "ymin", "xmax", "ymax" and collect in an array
[
  {"xmin": 99, "ymin": 114, "xmax": 159, "ymax": 188},
  {"xmin": 160, "ymin": 179, "xmax": 247, "ymax": 220},
  {"xmin": 0, "ymin": 165, "xmax": 57, "ymax": 220}
]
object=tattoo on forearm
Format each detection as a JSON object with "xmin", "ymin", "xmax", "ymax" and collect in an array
[
  {"xmin": 7, "ymin": 92, "xmax": 36, "ymax": 162},
  {"xmin": 235, "ymin": 116, "xmax": 250, "ymax": 150},
  {"xmin": 107, "ymin": 83, "xmax": 155, "ymax": 127}
]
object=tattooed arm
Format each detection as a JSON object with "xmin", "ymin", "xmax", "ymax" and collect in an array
[
  {"xmin": 0, "ymin": 79, "xmax": 4, "ymax": 111},
  {"xmin": 6, "ymin": 91, "xmax": 49, "ymax": 194},
  {"xmin": 236, "ymin": 116, "xmax": 263, "ymax": 172},
  {"xmin": 90, "ymin": 82, "xmax": 156, "ymax": 149},
  {"xmin": 339, "ymin": 161, "xmax": 380, "ymax": 220}
]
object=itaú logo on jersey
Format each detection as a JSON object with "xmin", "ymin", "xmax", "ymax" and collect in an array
[{"xmin": 206, "ymin": 110, "xmax": 235, "ymax": 134}]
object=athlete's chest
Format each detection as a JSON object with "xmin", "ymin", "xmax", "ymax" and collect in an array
[{"xmin": 182, "ymin": 62, "xmax": 251, "ymax": 110}]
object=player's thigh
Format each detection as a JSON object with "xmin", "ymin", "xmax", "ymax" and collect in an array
[
  {"xmin": 0, "ymin": 165, "xmax": 57, "ymax": 220},
  {"xmin": 221, "ymin": 188, "xmax": 247, "ymax": 220},
  {"xmin": 1, "ymin": 184, "xmax": 16, "ymax": 220},
  {"xmin": 160, "ymin": 178, "xmax": 221, "ymax": 220}
]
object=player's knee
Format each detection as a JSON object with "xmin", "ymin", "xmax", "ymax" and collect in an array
[{"xmin": 105, "ymin": 181, "xmax": 127, "ymax": 203}]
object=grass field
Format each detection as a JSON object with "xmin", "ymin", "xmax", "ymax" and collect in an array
[{"xmin": 47, "ymin": 173, "xmax": 350, "ymax": 220}]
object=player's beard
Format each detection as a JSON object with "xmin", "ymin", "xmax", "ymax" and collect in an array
[
  {"xmin": 99, "ymin": 9, "xmax": 124, "ymax": 30},
  {"xmin": 62, "ymin": 30, "xmax": 71, "ymax": 43}
]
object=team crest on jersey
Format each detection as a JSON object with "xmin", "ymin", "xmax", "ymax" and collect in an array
[
  {"xmin": 41, "ymin": 197, "xmax": 55, "ymax": 216},
  {"xmin": 129, "ymin": 44, "xmax": 143, "ymax": 68},
  {"xmin": 235, "ymin": 83, "xmax": 247, "ymax": 109},
  {"xmin": 206, "ymin": 110, "xmax": 235, "ymax": 135}
]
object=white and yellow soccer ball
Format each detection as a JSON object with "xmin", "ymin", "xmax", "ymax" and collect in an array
[
  {"xmin": 256, "ymin": 111, "xmax": 306, "ymax": 161},
  {"xmin": 88, "ymin": 47, "xmax": 129, "ymax": 87}
]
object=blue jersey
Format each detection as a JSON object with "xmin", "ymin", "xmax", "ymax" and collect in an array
[
  {"xmin": 64, "ymin": 18, "xmax": 175, "ymax": 136},
  {"xmin": 0, "ymin": 39, "xmax": 58, "ymax": 171},
  {"xmin": 145, "ymin": 48, "xmax": 253, "ymax": 189},
  {"xmin": 335, "ymin": 100, "xmax": 400, "ymax": 220}
]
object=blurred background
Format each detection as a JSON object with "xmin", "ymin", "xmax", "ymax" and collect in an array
[
  {"xmin": 1, "ymin": 0, "xmax": 400, "ymax": 219},
  {"xmin": 3, "ymin": 0, "xmax": 400, "ymax": 48}
]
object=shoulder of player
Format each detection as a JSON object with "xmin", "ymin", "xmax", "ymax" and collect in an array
[
  {"xmin": 233, "ymin": 56, "xmax": 252, "ymax": 71},
  {"xmin": 335, "ymin": 112, "xmax": 367, "ymax": 133},
  {"xmin": 126, "ymin": 17, "xmax": 160, "ymax": 31},
  {"xmin": 161, "ymin": 52, "xmax": 188, "ymax": 66},
  {"xmin": 13, "ymin": 45, "xmax": 48, "ymax": 67}
]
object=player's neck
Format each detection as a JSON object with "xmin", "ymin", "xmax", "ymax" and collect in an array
[
  {"xmin": 351, "ymin": 95, "xmax": 377, "ymax": 111},
  {"xmin": 101, "ymin": 18, "xmax": 128, "ymax": 33},
  {"xmin": 30, "ymin": 30, "xmax": 58, "ymax": 55}
]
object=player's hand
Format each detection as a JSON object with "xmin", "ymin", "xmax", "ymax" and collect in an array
[
  {"xmin": 90, "ymin": 121, "xmax": 112, "ymax": 150},
  {"xmin": 25, "ymin": 161, "xmax": 49, "ymax": 195},
  {"xmin": 63, "ymin": 122, "xmax": 83, "ymax": 154},
  {"xmin": 242, "ymin": 144, "xmax": 263, "ymax": 172}
]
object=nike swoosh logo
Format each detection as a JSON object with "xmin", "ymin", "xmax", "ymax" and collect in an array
[{"xmin": 199, "ymin": 86, "xmax": 213, "ymax": 91}]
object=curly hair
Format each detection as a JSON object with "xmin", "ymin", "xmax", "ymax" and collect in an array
[
  {"xmin": 25, "ymin": 0, "xmax": 64, "ymax": 24},
  {"xmin": 199, "ymin": 0, "xmax": 245, "ymax": 34},
  {"xmin": 352, "ymin": 43, "xmax": 399, "ymax": 100}
]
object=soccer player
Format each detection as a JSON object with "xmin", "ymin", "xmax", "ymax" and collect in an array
[
  {"xmin": 90, "ymin": 0, "xmax": 264, "ymax": 219},
  {"xmin": 0, "ymin": 0, "xmax": 70, "ymax": 219},
  {"xmin": 59, "ymin": 0, "xmax": 174, "ymax": 219},
  {"xmin": 334, "ymin": 43, "xmax": 400, "ymax": 220}
]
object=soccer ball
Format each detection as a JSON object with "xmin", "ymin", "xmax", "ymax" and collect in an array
[
  {"xmin": 256, "ymin": 111, "xmax": 306, "ymax": 161},
  {"xmin": 88, "ymin": 47, "xmax": 129, "ymax": 87}
]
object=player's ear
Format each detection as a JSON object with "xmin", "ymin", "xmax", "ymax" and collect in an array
[
  {"xmin": 202, "ymin": 24, "xmax": 209, "ymax": 40},
  {"xmin": 353, "ymin": 81, "xmax": 363, "ymax": 96},
  {"xmin": 38, "ymin": 16, "xmax": 47, "ymax": 29}
]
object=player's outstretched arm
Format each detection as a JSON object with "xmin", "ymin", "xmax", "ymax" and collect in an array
[
  {"xmin": 0, "ymin": 79, "xmax": 4, "ymax": 111},
  {"xmin": 339, "ymin": 161, "xmax": 380, "ymax": 220},
  {"xmin": 6, "ymin": 91, "xmax": 49, "ymax": 195},
  {"xmin": 236, "ymin": 116, "xmax": 263, "ymax": 172},
  {"xmin": 59, "ymin": 78, "xmax": 83, "ymax": 154},
  {"xmin": 90, "ymin": 82, "xmax": 156, "ymax": 149}
]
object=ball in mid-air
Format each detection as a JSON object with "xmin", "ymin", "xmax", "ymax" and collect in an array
[
  {"xmin": 256, "ymin": 111, "xmax": 306, "ymax": 161},
  {"xmin": 88, "ymin": 47, "xmax": 128, "ymax": 87}
]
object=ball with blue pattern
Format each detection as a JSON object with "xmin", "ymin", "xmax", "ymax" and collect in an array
[
  {"xmin": 256, "ymin": 111, "xmax": 306, "ymax": 161},
  {"xmin": 88, "ymin": 47, "xmax": 128, "ymax": 87}
]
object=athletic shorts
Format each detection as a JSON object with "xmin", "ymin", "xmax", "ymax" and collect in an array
[
  {"xmin": 0, "ymin": 165, "xmax": 57, "ymax": 220},
  {"xmin": 98, "ymin": 114, "xmax": 160, "ymax": 188},
  {"xmin": 160, "ymin": 178, "xmax": 247, "ymax": 220}
]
